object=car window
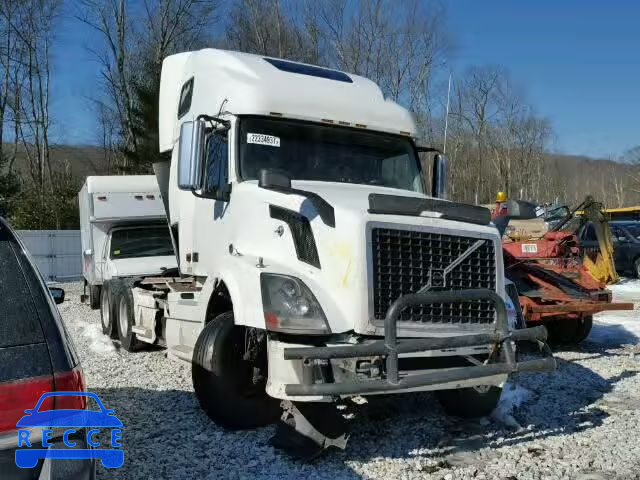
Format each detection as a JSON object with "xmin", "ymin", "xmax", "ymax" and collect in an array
[
  {"xmin": 610, "ymin": 225, "xmax": 628, "ymax": 243},
  {"xmin": 110, "ymin": 226, "xmax": 174, "ymax": 259},
  {"xmin": 0, "ymin": 226, "xmax": 45, "ymax": 347},
  {"xmin": 623, "ymin": 223, "xmax": 640, "ymax": 240}
]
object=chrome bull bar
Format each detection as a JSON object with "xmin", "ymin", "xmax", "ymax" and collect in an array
[{"xmin": 283, "ymin": 289, "xmax": 556, "ymax": 396}]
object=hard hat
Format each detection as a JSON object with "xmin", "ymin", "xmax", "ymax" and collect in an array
[{"xmin": 496, "ymin": 191, "xmax": 507, "ymax": 202}]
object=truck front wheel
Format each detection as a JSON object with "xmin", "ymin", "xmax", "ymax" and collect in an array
[
  {"xmin": 435, "ymin": 386, "xmax": 502, "ymax": 418},
  {"xmin": 192, "ymin": 312, "xmax": 280, "ymax": 430}
]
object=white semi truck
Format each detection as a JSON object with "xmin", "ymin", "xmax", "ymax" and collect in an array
[
  {"xmin": 78, "ymin": 176, "xmax": 176, "ymax": 342},
  {"xmin": 97, "ymin": 49, "xmax": 555, "ymax": 451}
]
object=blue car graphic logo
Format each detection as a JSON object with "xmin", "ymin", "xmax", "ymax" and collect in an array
[{"xmin": 15, "ymin": 391, "xmax": 124, "ymax": 469}]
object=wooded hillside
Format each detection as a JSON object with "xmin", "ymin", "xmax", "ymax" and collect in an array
[{"xmin": 0, "ymin": 0, "xmax": 637, "ymax": 229}]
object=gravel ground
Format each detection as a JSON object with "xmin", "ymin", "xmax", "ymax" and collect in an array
[{"xmin": 56, "ymin": 281, "xmax": 640, "ymax": 480}]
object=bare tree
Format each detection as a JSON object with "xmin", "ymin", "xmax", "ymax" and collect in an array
[
  {"xmin": 225, "ymin": 0, "xmax": 318, "ymax": 62},
  {"xmin": 78, "ymin": 0, "xmax": 218, "ymax": 171},
  {"xmin": 139, "ymin": 0, "xmax": 219, "ymax": 70},
  {"xmin": 308, "ymin": 0, "xmax": 450, "ymax": 140},
  {"xmin": 78, "ymin": 0, "xmax": 137, "ymax": 170},
  {"xmin": 0, "ymin": 0, "xmax": 61, "ymax": 226}
]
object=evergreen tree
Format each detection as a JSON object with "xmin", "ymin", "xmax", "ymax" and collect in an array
[{"xmin": 122, "ymin": 63, "xmax": 169, "ymax": 173}]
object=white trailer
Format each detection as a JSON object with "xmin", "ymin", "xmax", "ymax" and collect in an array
[
  {"xmin": 96, "ymin": 49, "xmax": 555, "ymax": 453},
  {"xmin": 78, "ymin": 176, "xmax": 176, "ymax": 321}
]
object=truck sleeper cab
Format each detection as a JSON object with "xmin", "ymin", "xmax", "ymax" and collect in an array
[{"xmin": 99, "ymin": 49, "xmax": 555, "ymax": 441}]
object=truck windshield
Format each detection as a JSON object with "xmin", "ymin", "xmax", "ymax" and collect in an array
[
  {"xmin": 110, "ymin": 227, "xmax": 174, "ymax": 259},
  {"xmin": 238, "ymin": 117, "xmax": 424, "ymax": 193}
]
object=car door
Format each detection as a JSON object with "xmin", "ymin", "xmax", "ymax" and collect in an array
[
  {"xmin": 619, "ymin": 223, "xmax": 640, "ymax": 275},
  {"xmin": 609, "ymin": 225, "xmax": 633, "ymax": 273}
]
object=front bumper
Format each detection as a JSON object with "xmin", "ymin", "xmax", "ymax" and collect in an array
[{"xmin": 282, "ymin": 289, "xmax": 556, "ymax": 397}]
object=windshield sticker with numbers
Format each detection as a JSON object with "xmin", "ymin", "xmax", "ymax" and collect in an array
[{"xmin": 247, "ymin": 133, "xmax": 280, "ymax": 147}]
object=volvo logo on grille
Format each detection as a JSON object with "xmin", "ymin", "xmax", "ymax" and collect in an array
[{"xmin": 429, "ymin": 269, "xmax": 445, "ymax": 288}]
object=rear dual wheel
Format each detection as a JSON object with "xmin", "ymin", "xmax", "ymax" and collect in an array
[
  {"xmin": 117, "ymin": 287, "xmax": 140, "ymax": 352},
  {"xmin": 100, "ymin": 279, "xmax": 140, "ymax": 351},
  {"xmin": 89, "ymin": 284, "xmax": 101, "ymax": 310}
]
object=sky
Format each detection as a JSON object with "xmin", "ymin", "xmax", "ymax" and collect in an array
[
  {"xmin": 51, "ymin": 0, "xmax": 640, "ymax": 159},
  {"xmin": 446, "ymin": 0, "xmax": 640, "ymax": 159}
]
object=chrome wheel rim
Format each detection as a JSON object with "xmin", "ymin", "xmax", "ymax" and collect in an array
[
  {"xmin": 101, "ymin": 290, "xmax": 109, "ymax": 329},
  {"xmin": 118, "ymin": 296, "xmax": 128, "ymax": 337}
]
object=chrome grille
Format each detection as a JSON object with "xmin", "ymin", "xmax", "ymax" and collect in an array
[{"xmin": 371, "ymin": 228, "xmax": 497, "ymax": 324}]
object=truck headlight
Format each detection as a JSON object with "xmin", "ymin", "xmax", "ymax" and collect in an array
[{"xmin": 260, "ymin": 274, "xmax": 330, "ymax": 334}]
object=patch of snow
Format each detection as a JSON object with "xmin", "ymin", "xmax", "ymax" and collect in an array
[
  {"xmin": 79, "ymin": 322, "xmax": 116, "ymax": 353},
  {"xmin": 591, "ymin": 277, "xmax": 640, "ymax": 346},
  {"xmin": 491, "ymin": 382, "xmax": 532, "ymax": 428},
  {"xmin": 608, "ymin": 278, "xmax": 640, "ymax": 295}
]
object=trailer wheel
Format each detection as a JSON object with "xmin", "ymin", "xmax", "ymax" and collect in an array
[
  {"xmin": 547, "ymin": 316, "xmax": 593, "ymax": 345},
  {"xmin": 100, "ymin": 282, "xmax": 116, "ymax": 338},
  {"xmin": 435, "ymin": 385, "xmax": 502, "ymax": 418},
  {"xmin": 89, "ymin": 284, "xmax": 101, "ymax": 310},
  {"xmin": 116, "ymin": 287, "xmax": 141, "ymax": 352},
  {"xmin": 573, "ymin": 315, "xmax": 593, "ymax": 343},
  {"xmin": 192, "ymin": 312, "xmax": 280, "ymax": 430}
]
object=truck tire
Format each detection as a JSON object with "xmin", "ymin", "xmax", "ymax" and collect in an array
[
  {"xmin": 635, "ymin": 258, "xmax": 640, "ymax": 278},
  {"xmin": 115, "ymin": 282, "xmax": 141, "ymax": 352},
  {"xmin": 89, "ymin": 284, "xmax": 101, "ymax": 310},
  {"xmin": 192, "ymin": 312, "xmax": 280, "ymax": 430},
  {"xmin": 573, "ymin": 315, "xmax": 593, "ymax": 343},
  {"xmin": 100, "ymin": 282, "xmax": 117, "ymax": 338},
  {"xmin": 435, "ymin": 386, "xmax": 502, "ymax": 418},
  {"xmin": 546, "ymin": 316, "xmax": 593, "ymax": 345}
]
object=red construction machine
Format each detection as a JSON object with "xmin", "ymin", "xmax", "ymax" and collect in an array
[{"xmin": 495, "ymin": 197, "xmax": 634, "ymax": 344}]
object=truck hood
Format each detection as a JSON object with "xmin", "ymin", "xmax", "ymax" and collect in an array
[
  {"xmin": 229, "ymin": 181, "xmax": 503, "ymax": 335},
  {"xmin": 290, "ymin": 180, "xmax": 427, "ymax": 213},
  {"xmin": 109, "ymin": 255, "xmax": 177, "ymax": 277}
]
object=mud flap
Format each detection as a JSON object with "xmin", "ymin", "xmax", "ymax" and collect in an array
[{"xmin": 270, "ymin": 401, "xmax": 349, "ymax": 459}]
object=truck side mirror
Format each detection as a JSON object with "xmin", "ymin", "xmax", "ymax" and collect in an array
[
  {"xmin": 177, "ymin": 120, "xmax": 206, "ymax": 191},
  {"xmin": 431, "ymin": 154, "xmax": 448, "ymax": 199}
]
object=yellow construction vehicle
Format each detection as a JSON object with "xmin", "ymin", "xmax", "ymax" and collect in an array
[
  {"xmin": 553, "ymin": 196, "xmax": 619, "ymax": 285},
  {"xmin": 576, "ymin": 205, "xmax": 640, "ymax": 221}
]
